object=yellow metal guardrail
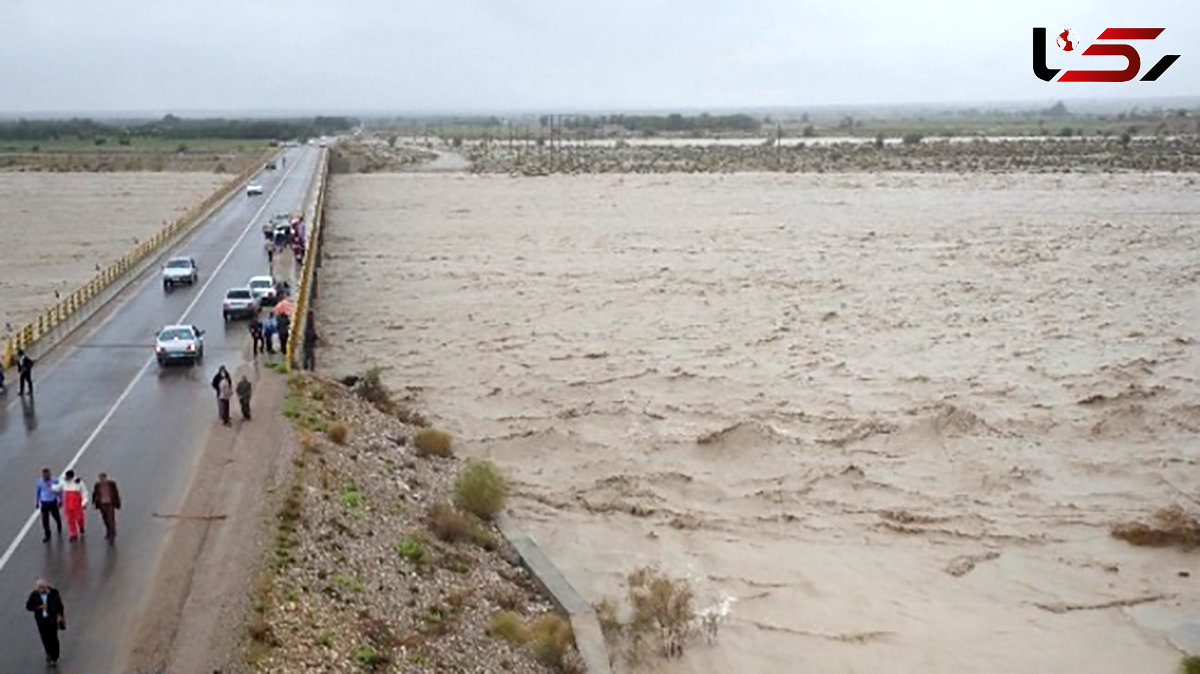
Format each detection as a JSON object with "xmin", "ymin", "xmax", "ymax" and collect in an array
[
  {"xmin": 1, "ymin": 149, "xmax": 274, "ymax": 369},
  {"xmin": 285, "ymin": 148, "xmax": 329, "ymax": 372}
]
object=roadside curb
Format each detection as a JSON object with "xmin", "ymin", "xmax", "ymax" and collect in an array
[{"xmin": 495, "ymin": 512, "xmax": 613, "ymax": 674}]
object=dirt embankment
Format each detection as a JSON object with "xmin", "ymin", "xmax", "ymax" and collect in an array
[
  {"xmin": 237, "ymin": 373, "xmax": 581, "ymax": 673},
  {"xmin": 464, "ymin": 136, "xmax": 1200, "ymax": 174}
]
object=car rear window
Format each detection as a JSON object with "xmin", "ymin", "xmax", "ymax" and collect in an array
[
  {"xmin": 167, "ymin": 259, "xmax": 191, "ymax": 268},
  {"xmin": 160, "ymin": 328, "xmax": 192, "ymax": 340},
  {"xmin": 227, "ymin": 289, "xmax": 252, "ymax": 299},
  {"xmin": 250, "ymin": 279, "xmax": 272, "ymax": 288}
]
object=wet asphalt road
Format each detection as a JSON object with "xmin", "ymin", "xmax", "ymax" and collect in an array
[{"xmin": 0, "ymin": 145, "xmax": 321, "ymax": 672}]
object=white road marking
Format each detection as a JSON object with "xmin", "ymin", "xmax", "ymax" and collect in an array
[{"xmin": 0, "ymin": 150, "xmax": 311, "ymax": 574}]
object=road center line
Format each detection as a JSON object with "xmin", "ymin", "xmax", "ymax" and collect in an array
[{"xmin": 0, "ymin": 150, "xmax": 307, "ymax": 575}]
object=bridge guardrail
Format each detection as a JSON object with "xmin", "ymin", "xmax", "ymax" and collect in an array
[{"xmin": 286, "ymin": 147, "xmax": 329, "ymax": 372}]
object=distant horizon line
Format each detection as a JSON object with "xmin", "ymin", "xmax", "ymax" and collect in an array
[{"xmin": 3, "ymin": 94, "xmax": 1199, "ymax": 121}]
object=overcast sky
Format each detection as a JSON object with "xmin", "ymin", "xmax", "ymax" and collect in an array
[{"xmin": 1, "ymin": 0, "xmax": 1195, "ymax": 115}]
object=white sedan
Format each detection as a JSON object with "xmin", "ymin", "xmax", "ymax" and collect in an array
[
  {"xmin": 155, "ymin": 324, "xmax": 205, "ymax": 366},
  {"xmin": 246, "ymin": 183, "xmax": 264, "ymax": 196}
]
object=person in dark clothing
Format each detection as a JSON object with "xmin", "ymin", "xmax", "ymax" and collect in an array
[
  {"xmin": 248, "ymin": 318, "xmax": 264, "ymax": 356},
  {"xmin": 0, "ymin": 361, "xmax": 6, "ymax": 392},
  {"xmin": 17, "ymin": 348, "xmax": 34, "ymax": 396},
  {"xmin": 236, "ymin": 375, "xmax": 252, "ymax": 420},
  {"xmin": 92, "ymin": 473, "xmax": 121, "ymax": 541},
  {"xmin": 26, "ymin": 578, "xmax": 65, "ymax": 666},
  {"xmin": 211, "ymin": 366, "xmax": 232, "ymax": 425},
  {"xmin": 35, "ymin": 468, "xmax": 61, "ymax": 543},
  {"xmin": 278, "ymin": 313, "xmax": 291, "ymax": 355},
  {"xmin": 302, "ymin": 311, "xmax": 319, "ymax": 370}
]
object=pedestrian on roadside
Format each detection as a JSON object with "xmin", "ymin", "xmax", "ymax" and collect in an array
[
  {"xmin": 236, "ymin": 374, "xmax": 252, "ymax": 421},
  {"xmin": 278, "ymin": 312, "xmax": 291, "ymax": 354},
  {"xmin": 302, "ymin": 311, "xmax": 319, "ymax": 370},
  {"xmin": 35, "ymin": 468, "xmax": 62, "ymax": 543},
  {"xmin": 211, "ymin": 366, "xmax": 232, "ymax": 425},
  {"xmin": 92, "ymin": 472, "xmax": 121, "ymax": 541},
  {"xmin": 263, "ymin": 313, "xmax": 277, "ymax": 354},
  {"xmin": 249, "ymin": 318, "xmax": 264, "ymax": 356},
  {"xmin": 17, "ymin": 348, "xmax": 34, "ymax": 396},
  {"xmin": 0, "ymin": 360, "xmax": 6, "ymax": 392},
  {"xmin": 26, "ymin": 578, "xmax": 65, "ymax": 667},
  {"xmin": 61, "ymin": 470, "xmax": 88, "ymax": 541}
]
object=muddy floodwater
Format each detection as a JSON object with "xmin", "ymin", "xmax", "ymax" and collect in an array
[
  {"xmin": 0, "ymin": 171, "xmax": 226, "ymax": 332},
  {"xmin": 321, "ymin": 172, "xmax": 1200, "ymax": 673}
]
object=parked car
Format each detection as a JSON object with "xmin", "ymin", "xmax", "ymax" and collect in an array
[
  {"xmin": 162, "ymin": 256, "xmax": 198, "ymax": 290},
  {"xmin": 265, "ymin": 160, "xmax": 277, "ymax": 170},
  {"xmin": 248, "ymin": 275, "xmax": 278, "ymax": 306},
  {"xmin": 246, "ymin": 183, "xmax": 264, "ymax": 196},
  {"xmin": 155, "ymin": 324, "xmax": 204, "ymax": 366},
  {"xmin": 222, "ymin": 287, "xmax": 259, "ymax": 321}
]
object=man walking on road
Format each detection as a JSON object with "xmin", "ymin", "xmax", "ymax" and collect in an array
[
  {"xmin": 236, "ymin": 374, "xmax": 252, "ymax": 421},
  {"xmin": 36, "ymin": 468, "xmax": 62, "ymax": 543},
  {"xmin": 26, "ymin": 578, "xmax": 65, "ymax": 667},
  {"xmin": 17, "ymin": 348, "xmax": 34, "ymax": 396},
  {"xmin": 212, "ymin": 366, "xmax": 232, "ymax": 425},
  {"xmin": 92, "ymin": 472, "xmax": 121, "ymax": 541}
]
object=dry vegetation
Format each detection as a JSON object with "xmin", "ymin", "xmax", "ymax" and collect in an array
[
  {"xmin": 247, "ymin": 372, "xmax": 581, "ymax": 672},
  {"xmin": 329, "ymin": 137, "xmax": 436, "ymax": 173},
  {"xmin": 1112, "ymin": 505, "xmax": 1200, "ymax": 550},
  {"xmin": 0, "ymin": 146, "xmax": 267, "ymax": 173},
  {"xmin": 465, "ymin": 136, "xmax": 1200, "ymax": 174},
  {"xmin": 596, "ymin": 567, "xmax": 716, "ymax": 668}
]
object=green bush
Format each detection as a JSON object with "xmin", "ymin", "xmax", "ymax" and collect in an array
[
  {"xmin": 1183, "ymin": 656, "xmax": 1200, "ymax": 674},
  {"xmin": 454, "ymin": 459, "xmax": 506, "ymax": 519},
  {"xmin": 397, "ymin": 534, "xmax": 429, "ymax": 567}
]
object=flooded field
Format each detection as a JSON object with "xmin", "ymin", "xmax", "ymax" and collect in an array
[
  {"xmin": 320, "ymin": 171, "xmax": 1200, "ymax": 673},
  {"xmin": 0, "ymin": 172, "xmax": 225, "ymax": 331}
]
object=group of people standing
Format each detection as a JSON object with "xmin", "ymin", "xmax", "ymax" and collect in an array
[
  {"xmin": 248, "ymin": 310, "xmax": 289, "ymax": 356},
  {"xmin": 30, "ymin": 469, "xmax": 121, "ymax": 666},
  {"xmin": 210, "ymin": 365, "xmax": 252, "ymax": 426}
]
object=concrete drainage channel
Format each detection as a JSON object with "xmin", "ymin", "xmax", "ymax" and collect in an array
[{"xmin": 496, "ymin": 512, "xmax": 613, "ymax": 673}]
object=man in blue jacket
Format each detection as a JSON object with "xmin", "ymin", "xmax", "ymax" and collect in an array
[{"xmin": 36, "ymin": 468, "xmax": 62, "ymax": 543}]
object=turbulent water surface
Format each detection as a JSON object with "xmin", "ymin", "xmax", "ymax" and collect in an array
[{"xmin": 322, "ymin": 172, "xmax": 1200, "ymax": 673}]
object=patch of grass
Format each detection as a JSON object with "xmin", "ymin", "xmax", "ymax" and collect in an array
[
  {"xmin": 529, "ymin": 613, "xmax": 574, "ymax": 669},
  {"xmin": 488, "ymin": 610, "xmax": 529, "ymax": 644},
  {"xmin": 1183, "ymin": 656, "xmax": 1200, "ymax": 674},
  {"xmin": 316, "ymin": 630, "xmax": 334, "ymax": 649},
  {"xmin": 453, "ymin": 459, "xmax": 507, "ymax": 519},
  {"xmin": 247, "ymin": 614, "xmax": 279, "ymax": 647},
  {"xmin": 327, "ymin": 421, "xmax": 349, "ymax": 444},
  {"xmin": 413, "ymin": 428, "xmax": 453, "ymax": 458},
  {"xmin": 334, "ymin": 573, "xmax": 365, "ymax": 594},
  {"xmin": 428, "ymin": 502, "xmax": 470, "ymax": 542},
  {"xmin": 265, "ymin": 360, "xmax": 287, "ymax": 373},
  {"xmin": 354, "ymin": 645, "xmax": 391, "ymax": 671},
  {"xmin": 596, "ymin": 597, "xmax": 622, "ymax": 646},
  {"xmin": 341, "ymin": 483, "xmax": 364, "ymax": 510},
  {"xmin": 1112, "ymin": 505, "xmax": 1200, "ymax": 550},
  {"xmin": 397, "ymin": 534, "xmax": 430, "ymax": 567}
]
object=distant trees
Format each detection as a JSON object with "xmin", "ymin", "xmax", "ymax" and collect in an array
[
  {"xmin": 0, "ymin": 115, "xmax": 359, "ymax": 142},
  {"xmin": 560, "ymin": 113, "xmax": 761, "ymax": 134}
]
